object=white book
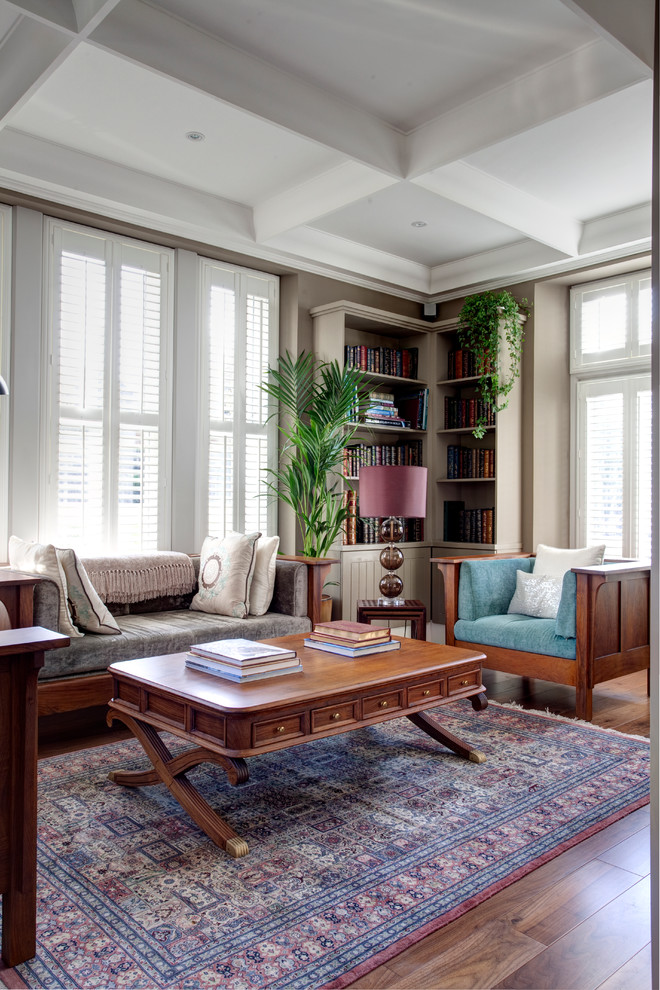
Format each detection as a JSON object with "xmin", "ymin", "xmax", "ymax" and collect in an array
[{"xmin": 189, "ymin": 638, "xmax": 297, "ymax": 663}]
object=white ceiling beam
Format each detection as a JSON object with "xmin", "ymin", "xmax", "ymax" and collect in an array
[
  {"xmin": 407, "ymin": 37, "xmax": 645, "ymax": 177},
  {"xmin": 0, "ymin": 1, "xmax": 120, "ymax": 128},
  {"xmin": 90, "ymin": 0, "xmax": 405, "ymax": 177},
  {"xmin": 559, "ymin": 0, "xmax": 653, "ymax": 72},
  {"xmin": 254, "ymin": 162, "xmax": 398, "ymax": 242},
  {"xmin": 413, "ymin": 162, "xmax": 583, "ymax": 256},
  {"xmin": 6, "ymin": 0, "xmax": 120, "ymax": 33},
  {"xmin": 579, "ymin": 202, "xmax": 651, "ymax": 255}
]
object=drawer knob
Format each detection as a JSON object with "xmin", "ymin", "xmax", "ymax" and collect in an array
[
  {"xmin": 276, "ymin": 725, "xmax": 286, "ymax": 733},
  {"xmin": 332, "ymin": 712, "xmax": 341, "ymax": 720},
  {"xmin": 422, "ymin": 689, "xmax": 430, "ymax": 696},
  {"xmin": 460, "ymin": 679, "xmax": 470, "ymax": 686},
  {"xmin": 379, "ymin": 700, "xmax": 389, "ymax": 708}
]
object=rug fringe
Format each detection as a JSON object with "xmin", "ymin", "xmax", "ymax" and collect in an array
[{"xmin": 491, "ymin": 700, "xmax": 649, "ymax": 741}]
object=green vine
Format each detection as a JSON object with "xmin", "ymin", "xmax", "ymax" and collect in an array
[{"xmin": 457, "ymin": 290, "xmax": 527, "ymax": 438}]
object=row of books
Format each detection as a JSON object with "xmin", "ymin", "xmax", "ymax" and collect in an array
[
  {"xmin": 362, "ymin": 391, "xmax": 408, "ymax": 428},
  {"xmin": 185, "ymin": 638, "xmax": 302, "ymax": 682},
  {"xmin": 447, "ymin": 349, "xmax": 493, "ymax": 381},
  {"xmin": 304, "ymin": 620, "xmax": 401, "ymax": 658},
  {"xmin": 444, "ymin": 396, "xmax": 496, "ymax": 430},
  {"xmin": 447, "ymin": 445, "xmax": 495, "ymax": 479},
  {"xmin": 443, "ymin": 500, "xmax": 494, "ymax": 544},
  {"xmin": 343, "ymin": 439, "xmax": 423, "ymax": 477},
  {"xmin": 342, "ymin": 490, "xmax": 424, "ymax": 545},
  {"xmin": 345, "ymin": 344, "xmax": 419, "ymax": 380}
]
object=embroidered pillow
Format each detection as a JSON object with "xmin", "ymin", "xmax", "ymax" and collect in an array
[
  {"xmin": 534, "ymin": 543, "xmax": 606, "ymax": 580},
  {"xmin": 507, "ymin": 570, "xmax": 563, "ymax": 620},
  {"xmin": 248, "ymin": 535, "xmax": 280, "ymax": 616},
  {"xmin": 191, "ymin": 532, "xmax": 260, "ymax": 618},
  {"xmin": 56, "ymin": 548, "xmax": 121, "ymax": 634},
  {"xmin": 8, "ymin": 535, "xmax": 83, "ymax": 638}
]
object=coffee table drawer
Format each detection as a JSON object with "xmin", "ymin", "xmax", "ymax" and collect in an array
[
  {"xmin": 311, "ymin": 701, "xmax": 359, "ymax": 732},
  {"xmin": 448, "ymin": 668, "xmax": 481, "ymax": 696},
  {"xmin": 408, "ymin": 679, "xmax": 443, "ymax": 705},
  {"xmin": 363, "ymin": 690, "xmax": 403, "ymax": 717},
  {"xmin": 252, "ymin": 713, "xmax": 305, "ymax": 748}
]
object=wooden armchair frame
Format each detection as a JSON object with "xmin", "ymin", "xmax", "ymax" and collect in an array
[{"xmin": 432, "ymin": 554, "xmax": 650, "ymax": 721}]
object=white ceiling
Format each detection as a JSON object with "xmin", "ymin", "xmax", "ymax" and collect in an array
[{"xmin": 0, "ymin": 0, "xmax": 653, "ymax": 299}]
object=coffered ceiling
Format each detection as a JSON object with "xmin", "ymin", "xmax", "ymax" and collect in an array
[{"xmin": 0, "ymin": 0, "xmax": 653, "ymax": 298}]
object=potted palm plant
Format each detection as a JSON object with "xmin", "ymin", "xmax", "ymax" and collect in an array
[{"xmin": 261, "ymin": 350, "xmax": 371, "ymax": 559}]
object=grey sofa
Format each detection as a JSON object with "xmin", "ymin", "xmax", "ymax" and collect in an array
[{"xmin": 31, "ymin": 554, "xmax": 313, "ymax": 716}]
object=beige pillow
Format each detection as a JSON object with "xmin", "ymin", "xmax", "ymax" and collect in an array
[
  {"xmin": 8, "ymin": 535, "xmax": 83, "ymax": 638},
  {"xmin": 191, "ymin": 532, "xmax": 260, "ymax": 618},
  {"xmin": 56, "ymin": 548, "xmax": 121, "ymax": 634},
  {"xmin": 534, "ymin": 543, "xmax": 606, "ymax": 580},
  {"xmin": 249, "ymin": 535, "xmax": 280, "ymax": 615},
  {"xmin": 508, "ymin": 571, "xmax": 563, "ymax": 619}
]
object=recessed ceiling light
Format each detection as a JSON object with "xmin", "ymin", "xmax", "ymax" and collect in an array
[
  {"xmin": 411, "ymin": 220, "xmax": 427, "ymax": 228},
  {"xmin": 186, "ymin": 131, "xmax": 206, "ymax": 142}
]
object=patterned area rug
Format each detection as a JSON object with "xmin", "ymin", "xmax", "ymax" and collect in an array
[{"xmin": 2, "ymin": 702, "xmax": 649, "ymax": 990}]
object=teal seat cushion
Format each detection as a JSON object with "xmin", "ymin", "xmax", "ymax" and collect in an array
[
  {"xmin": 454, "ymin": 614, "xmax": 576, "ymax": 660},
  {"xmin": 457, "ymin": 557, "xmax": 534, "ymax": 620}
]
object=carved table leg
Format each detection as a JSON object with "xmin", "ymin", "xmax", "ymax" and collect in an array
[
  {"xmin": 471, "ymin": 691, "xmax": 488, "ymax": 711},
  {"xmin": 407, "ymin": 710, "xmax": 487, "ymax": 763},
  {"xmin": 106, "ymin": 710, "xmax": 250, "ymax": 857}
]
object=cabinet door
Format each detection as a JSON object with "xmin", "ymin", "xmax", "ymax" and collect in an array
[{"xmin": 341, "ymin": 545, "xmax": 430, "ymax": 621}]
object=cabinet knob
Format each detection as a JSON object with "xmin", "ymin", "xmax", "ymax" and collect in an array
[
  {"xmin": 331, "ymin": 712, "xmax": 341, "ymax": 720},
  {"xmin": 460, "ymin": 679, "xmax": 470, "ymax": 686},
  {"xmin": 422, "ymin": 689, "xmax": 430, "ymax": 696},
  {"xmin": 379, "ymin": 700, "xmax": 389, "ymax": 708},
  {"xmin": 276, "ymin": 725, "xmax": 285, "ymax": 733}
]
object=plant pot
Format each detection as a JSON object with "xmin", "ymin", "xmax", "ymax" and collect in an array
[{"xmin": 320, "ymin": 594, "xmax": 333, "ymax": 623}]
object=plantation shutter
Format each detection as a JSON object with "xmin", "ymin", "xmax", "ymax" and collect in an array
[
  {"xmin": 201, "ymin": 260, "xmax": 278, "ymax": 540},
  {"xmin": 575, "ymin": 375, "xmax": 651, "ymax": 559},
  {"xmin": 46, "ymin": 221, "xmax": 172, "ymax": 552}
]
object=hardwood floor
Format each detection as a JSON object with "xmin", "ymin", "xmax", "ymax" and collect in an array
[{"xmin": 37, "ymin": 662, "xmax": 651, "ymax": 990}]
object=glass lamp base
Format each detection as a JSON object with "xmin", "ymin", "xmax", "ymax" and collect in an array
[{"xmin": 377, "ymin": 597, "xmax": 406, "ymax": 606}]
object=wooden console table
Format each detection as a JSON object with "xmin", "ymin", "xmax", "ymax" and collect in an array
[{"xmin": 0, "ymin": 626, "xmax": 69, "ymax": 966}]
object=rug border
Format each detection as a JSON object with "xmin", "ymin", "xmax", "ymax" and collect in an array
[{"xmin": 322, "ymin": 703, "xmax": 650, "ymax": 989}]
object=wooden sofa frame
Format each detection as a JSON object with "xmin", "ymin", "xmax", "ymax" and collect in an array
[{"xmin": 432, "ymin": 554, "xmax": 650, "ymax": 721}]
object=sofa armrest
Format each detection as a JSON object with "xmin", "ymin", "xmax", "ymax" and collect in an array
[
  {"xmin": 30, "ymin": 574, "xmax": 61, "ymax": 634},
  {"xmin": 270, "ymin": 558, "xmax": 309, "ymax": 618}
]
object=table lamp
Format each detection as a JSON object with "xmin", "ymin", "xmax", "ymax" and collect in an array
[{"xmin": 358, "ymin": 464, "xmax": 427, "ymax": 604}]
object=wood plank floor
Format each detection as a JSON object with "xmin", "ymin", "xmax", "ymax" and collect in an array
[{"xmin": 37, "ymin": 664, "xmax": 651, "ymax": 990}]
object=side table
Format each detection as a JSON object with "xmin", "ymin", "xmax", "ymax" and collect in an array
[{"xmin": 356, "ymin": 599, "xmax": 427, "ymax": 641}]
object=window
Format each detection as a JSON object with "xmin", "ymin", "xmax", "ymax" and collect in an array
[
  {"xmin": 43, "ymin": 221, "xmax": 173, "ymax": 552},
  {"xmin": 571, "ymin": 272, "xmax": 651, "ymax": 559},
  {"xmin": 198, "ymin": 260, "xmax": 278, "ymax": 542},
  {"xmin": 0, "ymin": 205, "xmax": 10, "ymax": 553}
]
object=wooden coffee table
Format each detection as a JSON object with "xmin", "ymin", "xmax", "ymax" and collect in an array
[{"xmin": 107, "ymin": 634, "xmax": 487, "ymax": 858}]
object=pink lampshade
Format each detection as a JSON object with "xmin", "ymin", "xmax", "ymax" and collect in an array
[{"xmin": 358, "ymin": 465, "xmax": 427, "ymax": 518}]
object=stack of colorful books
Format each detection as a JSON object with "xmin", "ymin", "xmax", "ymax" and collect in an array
[
  {"xmin": 304, "ymin": 620, "xmax": 401, "ymax": 658},
  {"xmin": 185, "ymin": 639, "xmax": 302, "ymax": 682}
]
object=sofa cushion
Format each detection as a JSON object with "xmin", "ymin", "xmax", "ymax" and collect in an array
[
  {"xmin": 534, "ymin": 543, "xmax": 606, "ymax": 579},
  {"xmin": 454, "ymin": 614, "xmax": 576, "ymax": 660},
  {"xmin": 507, "ymin": 571, "xmax": 562, "ymax": 619},
  {"xmin": 249, "ymin": 535, "xmax": 280, "ymax": 615},
  {"xmin": 8, "ymin": 535, "xmax": 83, "ymax": 638},
  {"xmin": 38, "ymin": 608, "xmax": 312, "ymax": 680},
  {"xmin": 191, "ymin": 533, "xmax": 260, "ymax": 618},
  {"xmin": 57, "ymin": 548, "xmax": 121, "ymax": 634},
  {"xmin": 555, "ymin": 569, "xmax": 578, "ymax": 639},
  {"xmin": 458, "ymin": 557, "xmax": 534, "ymax": 621}
]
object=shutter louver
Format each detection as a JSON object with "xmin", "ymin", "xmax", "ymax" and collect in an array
[{"xmin": 584, "ymin": 391, "xmax": 624, "ymax": 557}]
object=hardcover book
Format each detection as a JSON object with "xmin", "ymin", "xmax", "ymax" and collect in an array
[
  {"xmin": 189, "ymin": 638, "xmax": 298, "ymax": 663},
  {"xmin": 303, "ymin": 638, "xmax": 401, "ymax": 658},
  {"xmin": 312, "ymin": 620, "xmax": 389, "ymax": 642},
  {"xmin": 185, "ymin": 656, "xmax": 303, "ymax": 681}
]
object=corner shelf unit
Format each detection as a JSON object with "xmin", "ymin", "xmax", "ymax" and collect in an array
[{"xmin": 310, "ymin": 300, "xmax": 522, "ymax": 618}]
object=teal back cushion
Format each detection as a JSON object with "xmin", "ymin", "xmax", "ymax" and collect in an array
[
  {"xmin": 457, "ymin": 557, "xmax": 534, "ymax": 621},
  {"xmin": 554, "ymin": 569, "xmax": 577, "ymax": 639}
]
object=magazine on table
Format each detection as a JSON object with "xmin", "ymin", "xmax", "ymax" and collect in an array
[{"xmin": 189, "ymin": 638, "xmax": 297, "ymax": 663}]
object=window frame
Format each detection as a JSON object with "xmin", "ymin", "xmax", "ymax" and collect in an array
[
  {"xmin": 195, "ymin": 258, "xmax": 279, "ymax": 547},
  {"xmin": 40, "ymin": 218, "xmax": 174, "ymax": 552},
  {"xmin": 0, "ymin": 204, "xmax": 10, "ymax": 553}
]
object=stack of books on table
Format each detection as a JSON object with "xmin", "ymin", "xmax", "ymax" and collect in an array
[
  {"xmin": 304, "ymin": 620, "xmax": 401, "ymax": 658},
  {"xmin": 185, "ymin": 639, "xmax": 302, "ymax": 682}
]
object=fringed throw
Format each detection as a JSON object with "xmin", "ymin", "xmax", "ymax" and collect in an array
[{"xmin": 80, "ymin": 552, "xmax": 197, "ymax": 603}]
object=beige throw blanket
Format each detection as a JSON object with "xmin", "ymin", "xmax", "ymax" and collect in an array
[{"xmin": 80, "ymin": 551, "xmax": 197, "ymax": 603}]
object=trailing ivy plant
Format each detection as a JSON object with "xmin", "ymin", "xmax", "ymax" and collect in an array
[
  {"xmin": 457, "ymin": 289, "xmax": 527, "ymax": 438},
  {"xmin": 260, "ymin": 351, "xmax": 371, "ymax": 558}
]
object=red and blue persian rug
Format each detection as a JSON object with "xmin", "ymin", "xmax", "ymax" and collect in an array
[{"xmin": 1, "ymin": 702, "xmax": 649, "ymax": 990}]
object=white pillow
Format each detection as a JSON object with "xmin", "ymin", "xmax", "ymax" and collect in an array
[
  {"xmin": 191, "ymin": 532, "xmax": 260, "ymax": 618},
  {"xmin": 8, "ymin": 535, "xmax": 83, "ymax": 638},
  {"xmin": 534, "ymin": 543, "xmax": 606, "ymax": 580},
  {"xmin": 508, "ymin": 570, "xmax": 563, "ymax": 619},
  {"xmin": 248, "ymin": 535, "xmax": 280, "ymax": 616},
  {"xmin": 56, "ymin": 548, "xmax": 121, "ymax": 635}
]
